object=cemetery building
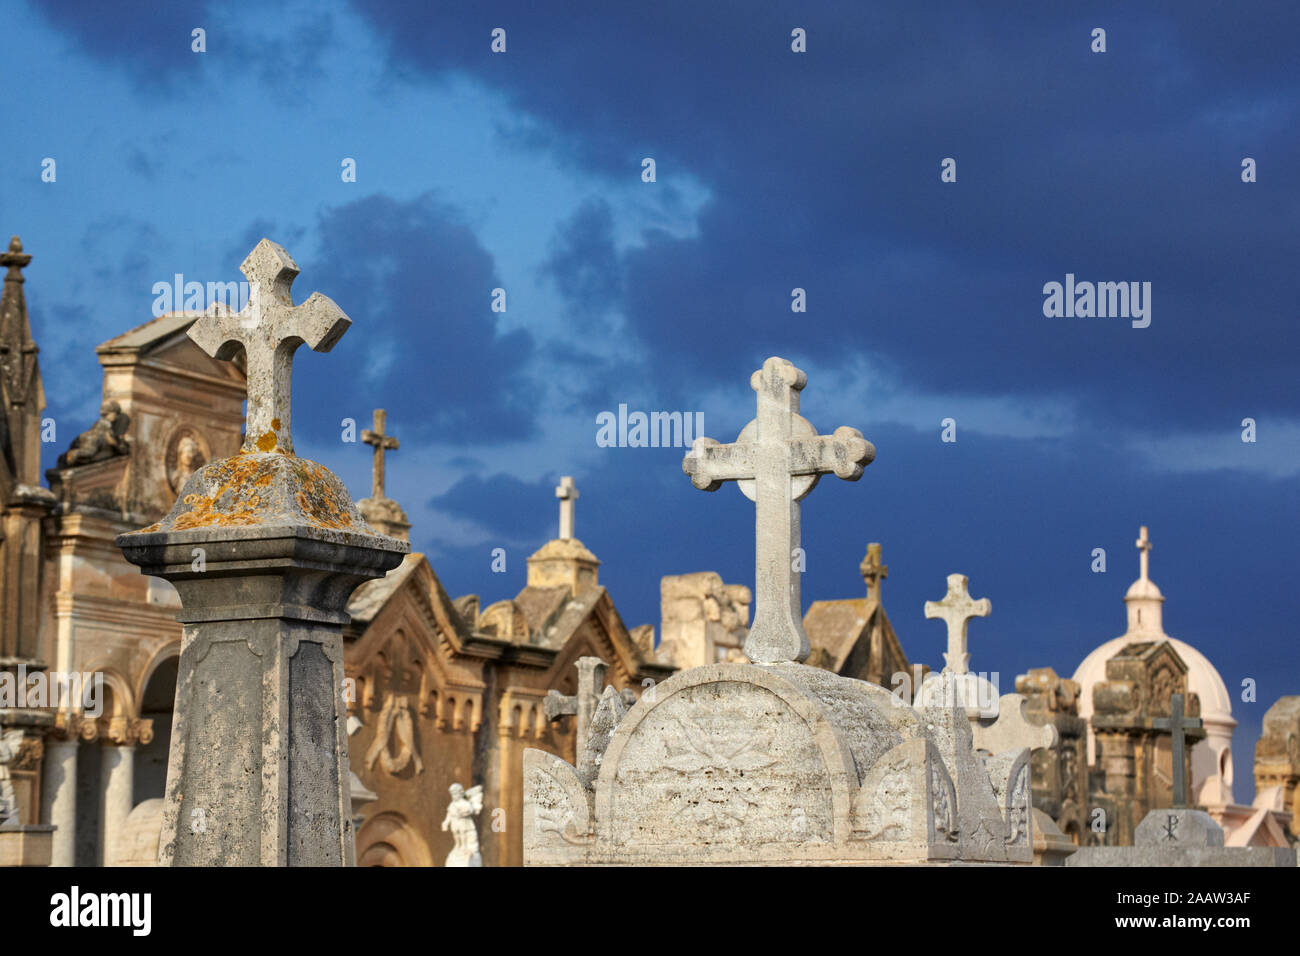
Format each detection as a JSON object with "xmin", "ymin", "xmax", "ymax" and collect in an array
[{"xmin": 344, "ymin": 466, "xmax": 674, "ymax": 866}]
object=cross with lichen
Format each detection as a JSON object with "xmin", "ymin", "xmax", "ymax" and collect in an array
[
  {"xmin": 683, "ymin": 356, "xmax": 874, "ymax": 664},
  {"xmin": 362, "ymin": 409, "xmax": 399, "ymax": 499},
  {"xmin": 188, "ymin": 239, "xmax": 351, "ymax": 456}
]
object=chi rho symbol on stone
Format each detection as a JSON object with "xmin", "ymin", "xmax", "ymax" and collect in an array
[
  {"xmin": 682, "ymin": 356, "xmax": 874, "ymax": 664},
  {"xmin": 188, "ymin": 239, "xmax": 350, "ymax": 456},
  {"xmin": 924, "ymin": 573, "xmax": 991, "ymax": 675}
]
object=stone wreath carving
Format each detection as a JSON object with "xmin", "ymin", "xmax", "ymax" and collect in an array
[{"xmin": 364, "ymin": 693, "xmax": 424, "ymax": 776}]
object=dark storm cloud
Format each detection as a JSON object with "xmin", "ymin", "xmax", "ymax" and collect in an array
[
  {"xmin": 285, "ymin": 192, "xmax": 537, "ymax": 445},
  {"xmin": 351, "ymin": 1, "xmax": 1300, "ymax": 426}
]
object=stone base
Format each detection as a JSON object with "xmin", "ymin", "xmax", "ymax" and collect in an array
[
  {"xmin": 525, "ymin": 663, "xmax": 1035, "ymax": 866},
  {"xmin": 1032, "ymin": 808, "xmax": 1078, "ymax": 865},
  {"xmin": 0, "ymin": 824, "xmax": 55, "ymax": 866},
  {"xmin": 1066, "ymin": 846, "xmax": 1295, "ymax": 867}
]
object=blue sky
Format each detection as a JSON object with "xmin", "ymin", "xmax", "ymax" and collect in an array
[{"xmin": 2, "ymin": 1, "xmax": 1296, "ymax": 799}]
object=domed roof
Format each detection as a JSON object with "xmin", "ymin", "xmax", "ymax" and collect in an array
[
  {"xmin": 1072, "ymin": 632, "xmax": 1235, "ymax": 725},
  {"xmin": 1072, "ymin": 526, "xmax": 1237, "ymax": 771}
]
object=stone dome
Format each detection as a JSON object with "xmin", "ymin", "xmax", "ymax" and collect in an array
[{"xmin": 1071, "ymin": 527, "xmax": 1236, "ymax": 802}]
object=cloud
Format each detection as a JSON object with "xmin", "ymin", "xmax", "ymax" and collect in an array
[{"xmin": 285, "ymin": 192, "xmax": 537, "ymax": 446}]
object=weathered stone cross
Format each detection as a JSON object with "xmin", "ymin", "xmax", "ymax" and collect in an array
[
  {"xmin": 683, "ymin": 356, "xmax": 874, "ymax": 664},
  {"xmin": 544, "ymin": 657, "xmax": 609, "ymax": 749},
  {"xmin": 1153, "ymin": 692, "xmax": 1202, "ymax": 808},
  {"xmin": 188, "ymin": 239, "xmax": 350, "ymax": 456},
  {"xmin": 555, "ymin": 476, "xmax": 579, "ymax": 540},
  {"xmin": 1136, "ymin": 524, "xmax": 1153, "ymax": 581},
  {"xmin": 925, "ymin": 573, "xmax": 991, "ymax": 675},
  {"xmin": 860, "ymin": 542, "xmax": 888, "ymax": 603},
  {"xmin": 362, "ymin": 409, "xmax": 399, "ymax": 499}
]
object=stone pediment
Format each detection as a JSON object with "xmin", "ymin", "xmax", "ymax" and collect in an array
[
  {"xmin": 523, "ymin": 662, "xmax": 1032, "ymax": 865},
  {"xmin": 97, "ymin": 315, "xmax": 245, "ymax": 387}
]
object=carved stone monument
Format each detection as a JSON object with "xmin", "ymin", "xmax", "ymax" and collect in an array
[
  {"xmin": 522, "ymin": 357, "xmax": 1033, "ymax": 865},
  {"xmin": 116, "ymin": 239, "xmax": 408, "ymax": 866}
]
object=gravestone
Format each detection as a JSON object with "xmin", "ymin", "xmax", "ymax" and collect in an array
[
  {"xmin": 523, "ymin": 357, "xmax": 1033, "ymax": 865},
  {"xmin": 116, "ymin": 239, "xmax": 408, "ymax": 866}
]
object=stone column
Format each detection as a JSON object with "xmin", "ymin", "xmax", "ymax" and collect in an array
[
  {"xmin": 98, "ymin": 743, "xmax": 133, "ymax": 864},
  {"xmin": 40, "ymin": 714, "xmax": 84, "ymax": 867},
  {"xmin": 98, "ymin": 717, "xmax": 151, "ymax": 865}
]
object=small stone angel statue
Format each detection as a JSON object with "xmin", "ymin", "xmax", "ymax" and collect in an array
[{"xmin": 441, "ymin": 782, "xmax": 484, "ymax": 866}]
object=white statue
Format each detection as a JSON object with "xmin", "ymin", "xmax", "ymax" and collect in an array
[
  {"xmin": 441, "ymin": 782, "xmax": 484, "ymax": 866},
  {"xmin": 0, "ymin": 729, "xmax": 26, "ymax": 825}
]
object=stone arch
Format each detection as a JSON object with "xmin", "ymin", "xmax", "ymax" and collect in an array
[
  {"xmin": 89, "ymin": 666, "xmax": 135, "ymax": 721},
  {"xmin": 134, "ymin": 650, "xmax": 180, "ymax": 805},
  {"xmin": 356, "ymin": 811, "xmax": 433, "ymax": 867}
]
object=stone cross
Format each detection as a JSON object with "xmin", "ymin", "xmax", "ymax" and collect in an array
[
  {"xmin": 860, "ymin": 542, "xmax": 887, "ymax": 603},
  {"xmin": 188, "ymin": 239, "xmax": 350, "ymax": 456},
  {"xmin": 1136, "ymin": 525, "xmax": 1153, "ymax": 580},
  {"xmin": 555, "ymin": 476, "xmax": 579, "ymax": 540},
  {"xmin": 683, "ymin": 356, "xmax": 874, "ymax": 664},
  {"xmin": 1152, "ymin": 693, "xmax": 1202, "ymax": 807},
  {"xmin": 544, "ymin": 656, "xmax": 610, "ymax": 746},
  {"xmin": 925, "ymin": 573, "xmax": 991, "ymax": 675},
  {"xmin": 362, "ymin": 409, "xmax": 399, "ymax": 499}
]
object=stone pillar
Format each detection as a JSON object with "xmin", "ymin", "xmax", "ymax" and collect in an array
[
  {"xmin": 98, "ymin": 742, "xmax": 134, "ymax": 864},
  {"xmin": 118, "ymin": 456, "xmax": 407, "ymax": 866},
  {"xmin": 41, "ymin": 736, "xmax": 78, "ymax": 867}
]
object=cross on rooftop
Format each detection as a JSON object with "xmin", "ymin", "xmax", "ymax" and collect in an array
[
  {"xmin": 1136, "ymin": 525, "xmax": 1153, "ymax": 581},
  {"xmin": 1152, "ymin": 692, "xmax": 1202, "ymax": 808},
  {"xmin": 861, "ymin": 542, "xmax": 888, "ymax": 603},
  {"xmin": 188, "ymin": 239, "xmax": 351, "ymax": 456},
  {"xmin": 924, "ymin": 573, "xmax": 991, "ymax": 675},
  {"xmin": 555, "ymin": 476, "xmax": 579, "ymax": 540},
  {"xmin": 362, "ymin": 409, "xmax": 400, "ymax": 499},
  {"xmin": 682, "ymin": 356, "xmax": 874, "ymax": 664}
]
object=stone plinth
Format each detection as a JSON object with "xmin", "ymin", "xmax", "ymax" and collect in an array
[
  {"xmin": 118, "ymin": 452, "xmax": 407, "ymax": 866},
  {"xmin": 1066, "ymin": 808, "xmax": 1296, "ymax": 867},
  {"xmin": 0, "ymin": 823, "xmax": 54, "ymax": 866},
  {"xmin": 523, "ymin": 662, "xmax": 1033, "ymax": 866}
]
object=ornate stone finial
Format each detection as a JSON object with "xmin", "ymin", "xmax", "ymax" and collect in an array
[
  {"xmin": 924, "ymin": 573, "xmax": 991, "ymax": 675},
  {"xmin": 187, "ymin": 239, "xmax": 350, "ymax": 456},
  {"xmin": 555, "ymin": 475, "xmax": 579, "ymax": 540},
  {"xmin": 1136, "ymin": 525, "xmax": 1152, "ymax": 580},
  {"xmin": 861, "ymin": 542, "xmax": 888, "ymax": 602},
  {"xmin": 361, "ymin": 409, "xmax": 398, "ymax": 499},
  {"xmin": 682, "ymin": 356, "xmax": 875, "ymax": 664},
  {"xmin": 1, "ymin": 236, "xmax": 31, "ymax": 276}
]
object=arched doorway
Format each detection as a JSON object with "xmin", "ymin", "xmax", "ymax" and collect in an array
[
  {"xmin": 356, "ymin": 811, "xmax": 433, "ymax": 867},
  {"xmin": 134, "ymin": 655, "xmax": 178, "ymax": 805}
]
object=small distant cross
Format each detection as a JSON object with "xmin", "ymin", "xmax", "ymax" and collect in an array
[
  {"xmin": 362, "ymin": 409, "xmax": 399, "ymax": 499},
  {"xmin": 555, "ymin": 476, "xmax": 579, "ymax": 540},
  {"xmin": 188, "ymin": 239, "xmax": 351, "ymax": 456},
  {"xmin": 683, "ymin": 356, "xmax": 874, "ymax": 664},
  {"xmin": 1136, "ymin": 525, "xmax": 1153, "ymax": 581},
  {"xmin": 1152, "ymin": 692, "xmax": 1202, "ymax": 808},
  {"xmin": 924, "ymin": 573, "xmax": 991, "ymax": 675},
  {"xmin": 861, "ymin": 542, "xmax": 888, "ymax": 603}
]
